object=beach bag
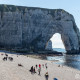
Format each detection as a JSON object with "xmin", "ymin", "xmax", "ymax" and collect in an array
[{"xmin": 54, "ymin": 78, "xmax": 58, "ymax": 80}]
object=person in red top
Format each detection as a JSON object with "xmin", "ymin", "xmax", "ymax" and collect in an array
[{"xmin": 39, "ymin": 64, "xmax": 41, "ymax": 69}]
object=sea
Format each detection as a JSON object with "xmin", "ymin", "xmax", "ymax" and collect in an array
[{"xmin": 47, "ymin": 48, "xmax": 80, "ymax": 70}]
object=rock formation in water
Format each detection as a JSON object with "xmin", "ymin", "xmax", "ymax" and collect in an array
[
  {"xmin": 45, "ymin": 40, "xmax": 52, "ymax": 50},
  {"xmin": 0, "ymin": 4, "xmax": 80, "ymax": 54}
]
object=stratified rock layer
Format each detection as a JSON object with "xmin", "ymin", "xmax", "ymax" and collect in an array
[{"xmin": 0, "ymin": 4, "xmax": 80, "ymax": 53}]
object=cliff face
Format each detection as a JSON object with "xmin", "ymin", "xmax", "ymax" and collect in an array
[{"xmin": 0, "ymin": 5, "xmax": 80, "ymax": 53}]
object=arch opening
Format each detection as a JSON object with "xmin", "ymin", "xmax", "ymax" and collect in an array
[{"xmin": 46, "ymin": 33, "xmax": 66, "ymax": 53}]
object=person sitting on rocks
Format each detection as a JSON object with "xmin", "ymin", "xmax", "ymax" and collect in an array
[
  {"xmin": 58, "ymin": 65, "xmax": 60, "ymax": 67},
  {"xmin": 3, "ymin": 57, "xmax": 7, "ymax": 61},
  {"xmin": 8, "ymin": 57, "xmax": 13, "ymax": 61},
  {"xmin": 5, "ymin": 54, "xmax": 8, "ymax": 57},
  {"xmin": 18, "ymin": 63, "xmax": 23, "ymax": 67}
]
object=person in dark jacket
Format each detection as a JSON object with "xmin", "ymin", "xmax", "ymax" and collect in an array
[
  {"xmin": 45, "ymin": 72, "xmax": 49, "ymax": 80},
  {"xmin": 30, "ymin": 66, "xmax": 33, "ymax": 74}
]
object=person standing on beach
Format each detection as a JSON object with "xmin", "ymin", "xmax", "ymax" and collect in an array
[
  {"xmin": 38, "ymin": 68, "xmax": 41, "ymax": 75},
  {"xmin": 45, "ymin": 72, "xmax": 49, "ymax": 80},
  {"xmin": 45, "ymin": 63, "xmax": 47, "ymax": 67},
  {"xmin": 42, "ymin": 64, "xmax": 44, "ymax": 68},
  {"xmin": 45, "ymin": 63, "xmax": 48, "ymax": 69},
  {"xmin": 33, "ymin": 67, "xmax": 36, "ymax": 73},
  {"xmin": 46, "ymin": 65, "xmax": 48, "ymax": 69},
  {"xmin": 30, "ymin": 66, "xmax": 33, "ymax": 74},
  {"xmin": 36, "ymin": 64, "xmax": 38, "ymax": 69},
  {"xmin": 39, "ymin": 64, "xmax": 41, "ymax": 69}
]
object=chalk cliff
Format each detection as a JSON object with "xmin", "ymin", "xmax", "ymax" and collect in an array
[{"xmin": 0, "ymin": 4, "xmax": 80, "ymax": 53}]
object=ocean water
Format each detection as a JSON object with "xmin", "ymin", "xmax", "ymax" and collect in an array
[
  {"xmin": 47, "ymin": 54, "xmax": 80, "ymax": 70},
  {"xmin": 53, "ymin": 48, "xmax": 66, "ymax": 53}
]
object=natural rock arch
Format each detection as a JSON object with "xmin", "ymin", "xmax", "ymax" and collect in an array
[
  {"xmin": 0, "ymin": 5, "xmax": 80, "ymax": 54},
  {"xmin": 34, "ymin": 21, "xmax": 79, "ymax": 52}
]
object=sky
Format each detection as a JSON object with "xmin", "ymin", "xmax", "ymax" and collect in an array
[
  {"xmin": 0, "ymin": 0, "xmax": 80, "ymax": 49},
  {"xmin": 50, "ymin": 33, "xmax": 65, "ymax": 49}
]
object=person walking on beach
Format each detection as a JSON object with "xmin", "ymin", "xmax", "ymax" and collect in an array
[
  {"xmin": 46, "ymin": 65, "xmax": 48, "ymax": 69},
  {"xmin": 45, "ymin": 72, "xmax": 49, "ymax": 80},
  {"xmin": 42, "ymin": 64, "xmax": 44, "ymax": 68},
  {"xmin": 45, "ymin": 63, "xmax": 47, "ymax": 67},
  {"xmin": 39, "ymin": 64, "xmax": 41, "ymax": 69},
  {"xmin": 45, "ymin": 63, "xmax": 48, "ymax": 69},
  {"xmin": 33, "ymin": 67, "xmax": 36, "ymax": 73},
  {"xmin": 36, "ymin": 64, "xmax": 38, "ymax": 69},
  {"xmin": 38, "ymin": 68, "xmax": 41, "ymax": 75},
  {"xmin": 30, "ymin": 66, "xmax": 33, "ymax": 74}
]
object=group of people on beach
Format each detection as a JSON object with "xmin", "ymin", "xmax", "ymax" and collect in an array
[
  {"xmin": 1, "ymin": 53, "xmax": 13, "ymax": 61},
  {"xmin": 29, "ymin": 63, "xmax": 49, "ymax": 80},
  {"xmin": 1, "ymin": 53, "xmax": 58, "ymax": 80}
]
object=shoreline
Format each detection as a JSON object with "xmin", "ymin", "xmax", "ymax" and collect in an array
[
  {"xmin": 24, "ymin": 54, "xmax": 63, "ymax": 60},
  {"xmin": 0, "ymin": 49, "xmax": 80, "ymax": 71},
  {"xmin": 26, "ymin": 54, "xmax": 80, "ymax": 71}
]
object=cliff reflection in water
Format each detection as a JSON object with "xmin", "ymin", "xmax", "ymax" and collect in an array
[{"xmin": 47, "ymin": 54, "xmax": 80, "ymax": 70}]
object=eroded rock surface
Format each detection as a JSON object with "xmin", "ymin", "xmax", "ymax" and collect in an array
[{"xmin": 0, "ymin": 5, "xmax": 80, "ymax": 53}]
